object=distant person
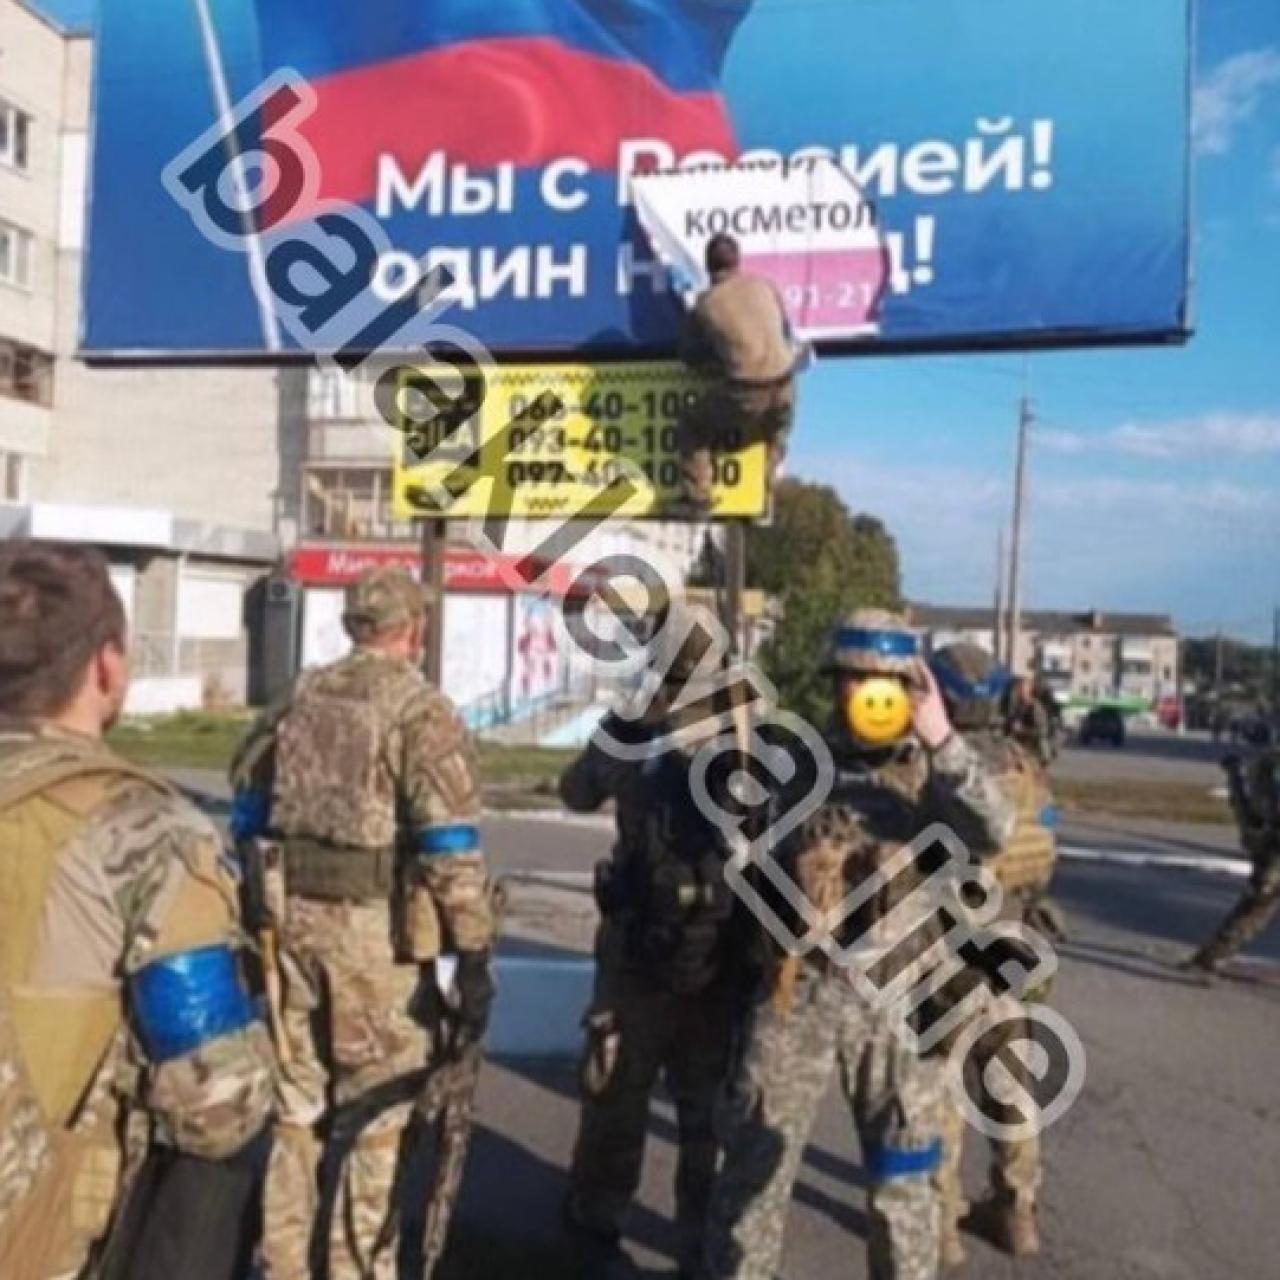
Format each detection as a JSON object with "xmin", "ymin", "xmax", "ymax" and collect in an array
[
  {"xmin": 1184, "ymin": 746, "xmax": 1280, "ymax": 976},
  {"xmin": 669, "ymin": 233, "xmax": 799, "ymax": 518},
  {"xmin": 0, "ymin": 542, "xmax": 273, "ymax": 1280},
  {"xmin": 1005, "ymin": 676, "xmax": 1054, "ymax": 767}
]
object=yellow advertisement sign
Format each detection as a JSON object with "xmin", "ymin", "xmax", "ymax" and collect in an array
[{"xmin": 391, "ymin": 361, "xmax": 767, "ymax": 521}]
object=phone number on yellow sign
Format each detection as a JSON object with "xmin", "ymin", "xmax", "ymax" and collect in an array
[{"xmin": 392, "ymin": 363, "xmax": 768, "ymax": 520}]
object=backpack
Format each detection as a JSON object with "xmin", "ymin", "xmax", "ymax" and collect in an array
[{"xmin": 0, "ymin": 743, "xmax": 171, "ymax": 1280}]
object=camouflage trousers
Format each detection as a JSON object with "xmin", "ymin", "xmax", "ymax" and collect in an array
[
  {"xmin": 677, "ymin": 379, "xmax": 795, "ymax": 505},
  {"xmin": 1195, "ymin": 854, "xmax": 1280, "ymax": 967},
  {"xmin": 262, "ymin": 898, "xmax": 438, "ymax": 1280},
  {"xmin": 566, "ymin": 965, "xmax": 738, "ymax": 1274},
  {"xmin": 935, "ymin": 995, "xmax": 1040, "ymax": 1234},
  {"xmin": 705, "ymin": 971, "xmax": 944, "ymax": 1280}
]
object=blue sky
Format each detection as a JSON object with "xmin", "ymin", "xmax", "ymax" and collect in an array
[{"xmin": 33, "ymin": 0, "xmax": 1279, "ymax": 640}]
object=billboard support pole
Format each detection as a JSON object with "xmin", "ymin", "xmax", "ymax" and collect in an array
[
  {"xmin": 724, "ymin": 521, "xmax": 747, "ymax": 660},
  {"xmin": 422, "ymin": 520, "xmax": 448, "ymax": 687}
]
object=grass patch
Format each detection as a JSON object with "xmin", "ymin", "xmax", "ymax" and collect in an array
[
  {"xmin": 476, "ymin": 743, "xmax": 575, "ymax": 794},
  {"xmin": 1056, "ymin": 775, "xmax": 1232, "ymax": 826},
  {"xmin": 108, "ymin": 711, "xmax": 252, "ymax": 772},
  {"xmin": 108, "ymin": 712, "xmax": 576, "ymax": 794}
]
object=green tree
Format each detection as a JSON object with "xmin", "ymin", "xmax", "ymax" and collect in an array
[{"xmin": 749, "ymin": 479, "xmax": 902, "ymax": 724}]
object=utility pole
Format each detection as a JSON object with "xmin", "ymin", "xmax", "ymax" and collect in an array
[
  {"xmin": 1005, "ymin": 371, "xmax": 1033, "ymax": 674},
  {"xmin": 1213, "ymin": 627, "xmax": 1224, "ymax": 701},
  {"xmin": 992, "ymin": 527, "xmax": 1006, "ymax": 665},
  {"xmin": 1272, "ymin": 607, "xmax": 1279, "ymax": 721}
]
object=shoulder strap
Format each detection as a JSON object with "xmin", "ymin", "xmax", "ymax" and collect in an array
[{"xmin": 0, "ymin": 747, "xmax": 174, "ymax": 815}]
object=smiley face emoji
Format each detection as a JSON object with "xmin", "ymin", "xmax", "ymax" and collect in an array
[{"xmin": 846, "ymin": 676, "xmax": 912, "ymax": 744}]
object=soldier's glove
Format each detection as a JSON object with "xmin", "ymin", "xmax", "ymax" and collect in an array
[{"xmin": 453, "ymin": 950, "xmax": 495, "ymax": 1046}]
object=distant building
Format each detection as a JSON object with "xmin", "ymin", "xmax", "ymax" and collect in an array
[{"xmin": 908, "ymin": 603, "xmax": 1180, "ymax": 710}]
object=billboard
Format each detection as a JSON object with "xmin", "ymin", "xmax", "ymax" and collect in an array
[{"xmin": 84, "ymin": 0, "xmax": 1193, "ymax": 359}]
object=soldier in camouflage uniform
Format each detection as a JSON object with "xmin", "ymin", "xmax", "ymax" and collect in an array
[
  {"xmin": 561, "ymin": 610, "xmax": 750, "ymax": 1279},
  {"xmin": 929, "ymin": 643, "xmax": 1061, "ymax": 1266},
  {"xmin": 231, "ymin": 566, "xmax": 498, "ymax": 1280},
  {"xmin": 0, "ymin": 542, "xmax": 274, "ymax": 1280},
  {"xmin": 1003, "ymin": 678, "xmax": 1054, "ymax": 768},
  {"xmin": 704, "ymin": 611, "xmax": 1014, "ymax": 1280},
  {"xmin": 1184, "ymin": 747, "xmax": 1280, "ymax": 975}
]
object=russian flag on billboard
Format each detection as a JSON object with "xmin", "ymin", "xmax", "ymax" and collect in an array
[{"xmin": 252, "ymin": 0, "xmax": 751, "ymax": 215}]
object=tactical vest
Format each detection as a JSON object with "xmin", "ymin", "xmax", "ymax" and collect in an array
[
  {"xmin": 971, "ymin": 734, "xmax": 1057, "ymax": 898},
  {"xmin": 0, "ymin": 732, "xmax": 172, "ymax": 1280},
  {"xmin": 614, "ymin": 751, "xmax": 735, "ymax": 995},
  {"xmin": 790, "ymin": 746, "xmax": 935, "ymax": 960}
]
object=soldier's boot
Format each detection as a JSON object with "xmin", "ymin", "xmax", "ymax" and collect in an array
[
  {"xmin": 563, "ymin": 1196, "xmax": 634, "ymax": 1280},
  {"xmin": 993, "ymin": 1202, "xmax": 1040, "ymax": 1258},
  {"xmin": 1180, "ymin": 945, "xmax": 1227, "ymax": 978}
]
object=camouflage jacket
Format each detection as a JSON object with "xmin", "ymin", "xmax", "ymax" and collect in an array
[
  {"xmin": 232, "ymin": 648, "xmax": 494, "ymax": 952},
  {"xmin": 0, "ymin": 721, "xmax": 274, "ymax": 1160},
  {"xmin": 784, "ymin": 731, "xmax": 1015, "ymax": 965}
]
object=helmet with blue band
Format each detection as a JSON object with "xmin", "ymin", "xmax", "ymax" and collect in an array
[
  {"xmin": 928, "ymin": 642, "xmax": 1011, "ymax": 730},
  {"xmin": 823, "ymin": 609, "xmax": 921, "ymax": 678}
]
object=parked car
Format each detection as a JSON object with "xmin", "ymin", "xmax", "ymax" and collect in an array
[{"xmin": 1078, "ymin": 705, "xmax": 1126, "ymax": 748}]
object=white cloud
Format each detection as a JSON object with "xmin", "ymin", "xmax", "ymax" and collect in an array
[
  {"xmin": 792, "ymin": 448, "xmax": 1280, "ymax": 623},
  {"xmin": 1193, "ymin": 49, "xmax": 1280, "ymax": 155},
  {"xmin": 1036, "ymin": 413, "xmax": 1280, "ymax": 461}
]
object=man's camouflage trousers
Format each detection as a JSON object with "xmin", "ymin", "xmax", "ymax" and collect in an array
[
  {"xmin": 566, "ymin": 964, "xmax": 738, "ymax": 1275},
  {"xmin": 261, "ymin": 898, "xmax": 438, "ymax": 1280},
  {"xmin": 1194, "ymin": 853, "xmax": 1280, "ymax": 968},
  {"xmin": 704, "ymin": 970, "xmax": 945, "ymax": 1280},
  {"xmin": 935, "ymin": 993, "xmax": 1041, "ymax": 1237}
]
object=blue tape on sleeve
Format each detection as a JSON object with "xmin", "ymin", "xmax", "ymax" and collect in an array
[
  {"xmin": 130, "ymin": 945, "xmax": 259, "ymax": 1064},
  {"xmin": 230, "ymin": 788, "xmax": 271, "ymax": 842},
  {"xmin": 836, "ymin": 628, "xmax": 920, "ymax": 659},
  {"xmin": 1039, "ymin": 804, "xmax": 1060, "ymax": 830},
  {"xmin": 865, "ymin": 1137, "xmax": 943, "ymax": 1181},
  {"xmin": 417, "ymin": 823, "xmax": 482, "ymax": 857}
]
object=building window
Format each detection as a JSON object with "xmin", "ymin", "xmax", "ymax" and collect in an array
[
  {"xmin": 1080, "ymin": 660, "xmax": 1091, "ymax": 675},
  {"xmin": 0, "ymin": 99, "xmax": 31, "ymax": 173},
  {"xmin": 0, "ymin": 451, "xmax": 26, "ymax": 501},
  {"xmin": 307, "ymin": 367, "xmax": 363, "ymax": 421},
  {"xmin": 0, "ymin": 220, "xmax": 33, "ymax": 289},
  {"xmin": 304, "ymin": 466, "xmax": 412, "ymax": 540},
  {"xmin": 0, "ymin": 339, "xmax": 53, "ymax": 406}
]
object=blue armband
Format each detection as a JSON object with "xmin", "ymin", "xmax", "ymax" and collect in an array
[
  {"xmin": 417, "ymin": 823, "xmax": 482, "ymax": 857},
  {"xmin": 865, "ymin": 1137, "xmax": 942, "ymax": 1181},
  {"xmin": 230, "ymin": 788, "xmax": 271, "ymax": 842},
  {"xmin": 130, "ymin": 944, "xmax": 259, "ymax": 1064},
  {"xmin": 1038, "ymin": 804, "xmax": 1060, "ymax": 830}
]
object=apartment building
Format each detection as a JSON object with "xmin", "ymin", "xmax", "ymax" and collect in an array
[{"xmin": 909, "ymin": 603, "xmax": 1180, "ymax": 709}]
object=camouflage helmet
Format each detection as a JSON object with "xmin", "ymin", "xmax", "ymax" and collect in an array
[
  {"xmin": 823, "ymin": 608, "xmax": 920, "ymax": 679},
  {"xmin": 929, "ymin": 641, "xmax": 1011, "ymax": 731},
  {"xmin": 342, "ymin": 565, "xmax": 429, "ymax": 640}
]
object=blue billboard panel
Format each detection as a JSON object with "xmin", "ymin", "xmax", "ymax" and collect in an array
[{"xmin": 83, "ymin": 0, "xmax": 1193, "ymax": 358}]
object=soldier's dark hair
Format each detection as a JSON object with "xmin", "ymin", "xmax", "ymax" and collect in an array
[
  {"xmin": 0, "ymin": 541, "xmax": 126, "ymax": 717},
  {"xmin": 705, "ymin": 233, "xmax": 740, "ymax": 274}
]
